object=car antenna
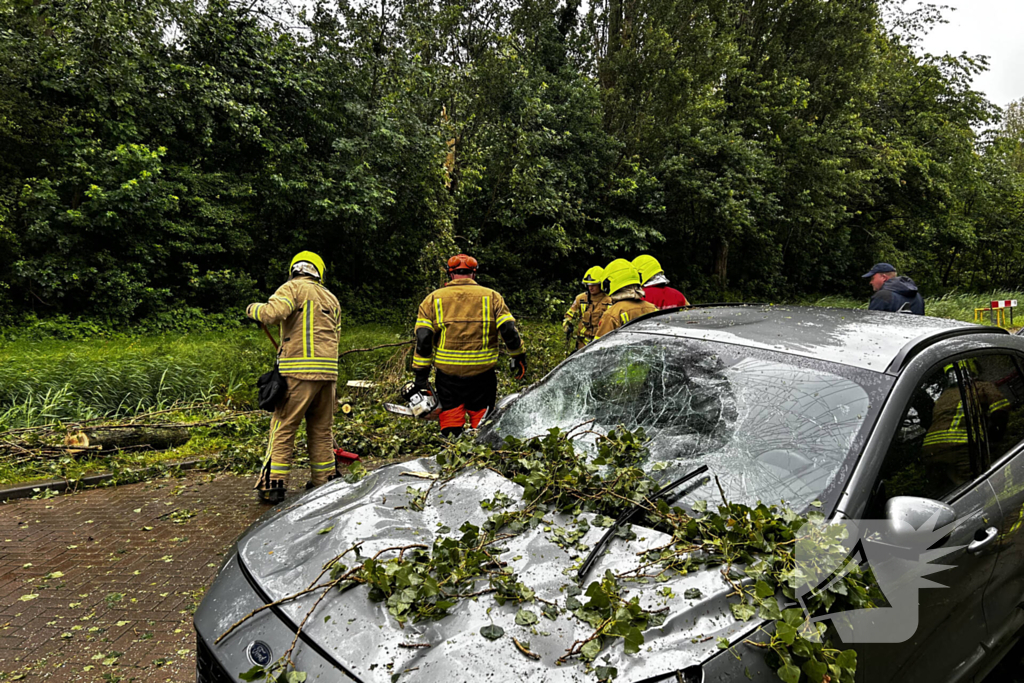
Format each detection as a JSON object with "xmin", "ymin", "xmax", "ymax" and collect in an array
[{"xmin": 577, "ymin": 464, "xmax": 709, "ymax": 583}]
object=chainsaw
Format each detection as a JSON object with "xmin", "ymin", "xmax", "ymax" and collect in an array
[{"xmin": 384, "ymin": 381, "xmax": 440, "ymax": 419}]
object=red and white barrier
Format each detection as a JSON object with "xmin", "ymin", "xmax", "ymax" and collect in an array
[{"xmin": 991, "ymin": 300, "xmax": 1018, "ymax": 309}]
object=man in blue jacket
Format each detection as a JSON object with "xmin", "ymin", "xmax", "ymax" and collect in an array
[{"xmin": 863, "ymin": 262, "xmax": 925, "ymax": 315}]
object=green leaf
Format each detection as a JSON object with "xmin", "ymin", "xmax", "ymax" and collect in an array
[
  {"xmin": 479, "ymin": 625, "xmax": 504, "ymax": 640},
  {"xmin": 622, "ymin": 626, "xmax": 644, "ymax": 654},
  {"xmin": 783, "ymin": 608, "xmax": 805, "ymax": 627},
  {"xmin": 754, "ymin": 581, "xmax": 774, "ymax": 598},
  {"xmin": 515, "ymin": 609, "xmax": 538, "ymax": 626},
  {"xmin": 776, "ymin": 622, "xmax": 797, "ymax": 646},
  {"xmin": 777, "ymin": 664, "xmax": 801, "ymax": 683},
  {"xmin": 730, "ymin": 602, "xmax": 756, "ymax": 621},
  {"xmin": 580, "ymin": 639, "xmax": 602, "ymax": 661},
  {"xmin": 595, "ymin": 665, "xmax": 618, "ymax": 681},
  {"xmin": 835, "ymin": 649, "xmax": 857, "ymax": 671},
  {"xmin": 716, "ymin": 637, "xmax": 730, "ymax": 650},
  {"xmin": 318, "ymin": 526, "xmax": 334, "ymax": 535},
  {"xmin": 802, "ymin": 658, "xmax": 828, "ymax": 681},
  {"xmin": 238, "ymin": 666, "xmax": 266, "ymax": 681}
]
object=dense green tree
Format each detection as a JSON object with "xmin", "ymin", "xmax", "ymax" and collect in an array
[{"xmin": 0, "ymin": 0, "xmax": 1020, "ymax": 324}]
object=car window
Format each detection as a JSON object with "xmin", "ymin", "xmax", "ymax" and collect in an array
[
  {"xmin": 481, "ymin": 335, "xmax": 884, "ymax": 511},
  {"xmin": 965, "ymin": 354, "xmax": 1024, "ymax": 464},
  {"xmin": 870, "ymin": 363, "xmax": 975, "ymax": 512}
]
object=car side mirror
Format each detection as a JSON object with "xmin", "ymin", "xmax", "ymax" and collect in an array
[{"xmin": 885, "ymin": 496, "xmax": 956, "ymax": 536}]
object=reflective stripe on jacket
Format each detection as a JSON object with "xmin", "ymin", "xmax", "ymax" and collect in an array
[
  {"xmin": 246, "ymin": 276, "xmax": 341, "ymax": 380},
  {"xmin": 594, "ymin": 298, "xmax": 657, "ymax": 339},
  {"xmin": 414, "ymin": 279, "xmax": 524, "ymax": 378},
  {"xmin": 564, "ymin": 291, "xmax": 611, "ymax": 340},
  {"xmin": 924, "ymin": 384, "xmax": 1011, "ymax": 448}
]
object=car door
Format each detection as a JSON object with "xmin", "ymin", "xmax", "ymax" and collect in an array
[
  {"xmin": 961, "ymin": 353, "xmax": 1024, "ymax": 656},
  {"xmin": 856, "ymin": 359, "xmax": 1005, "ymax": 683}
]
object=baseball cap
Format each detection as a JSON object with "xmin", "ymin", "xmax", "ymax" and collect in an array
[{"xmin": 862, "ymin": 262, "xmax": 896, "ymax": 278}]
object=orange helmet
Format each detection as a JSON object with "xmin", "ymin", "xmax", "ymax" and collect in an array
[{"xmin": 447, "ymin": 253, "xmax": 478, "ymax": 276}]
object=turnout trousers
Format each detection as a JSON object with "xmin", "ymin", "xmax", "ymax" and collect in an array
[
  {"xmin": 256, "ymin": 377, "xmax": 337, "ymax": 491},
  {"xmin": 435, "ymin": 368, "xmax": 497, "ymax": 437}
]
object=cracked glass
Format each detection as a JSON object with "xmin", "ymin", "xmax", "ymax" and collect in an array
[{"xmin": 483, "ymin": 335, "xmax": 885, "ymax": 510}]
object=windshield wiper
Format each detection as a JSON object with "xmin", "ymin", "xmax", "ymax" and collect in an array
[{"xmin": 577, "ymin": 464, "xmax": 709, "ymax": 582}]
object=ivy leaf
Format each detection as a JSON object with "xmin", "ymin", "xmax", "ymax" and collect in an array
[
  {"xmin": 754, "ymin": 581, "xmax": 774, "ymax": 598},
  {"xmin": 480, "ymin": 625, "xmax": 504, "ymax": 640},
  {"xmin": 782, "ymin": 608, "xmax": 805, "ymax": 627},
  {"xmin": 716, "ymin": 637, "xmax": 730, "ymax": 650},
  {"xmin": 238, "ymin": 666, "xmax": 266, "ymax": 681},
  {"xmin": 684, "ymin": 588, "xmax": 703, "ymax": 600},
  {"xmin": 730, "ymin": 602, "xmax": 756, "ymax": 622},
  {"xmin": 777, "ymin": 664, "xmax": 801, "ymax": 683},
  {"xmin": 277, "ymin": 672, "xmax": 307, "ymax": 683},
  {"xmin": 592, "ymin": 515, "xmax": 615, "ymax": 527},
  {"xmin": 595, "ymin": 665, "xmax": 618, "ymax": 681},
  {"xmin": 541, "ymin": 604, "xmax": 559, "ymax": 620},
  {"xmin": 776, "ymin": 622, "xmax": 797, "ymax": 646},
  {"xmin": 802, "ymin": 658, "xmax": 828, "ymax": 681},
  {"xmin": 515, "ymin": 609, "xmax": 538, "ymax": 626},
  {"xmin": 318, "ymin": 526, "xmax": 334, "ymax": 535},
  {"xmin": 835, "ymin": 649, "xmax": 857, "ymax": 671}
]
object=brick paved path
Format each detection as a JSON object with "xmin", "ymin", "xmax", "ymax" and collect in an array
[{"xmin": 0, "ymin": 471, "xmax": 266, "ymax": 682}]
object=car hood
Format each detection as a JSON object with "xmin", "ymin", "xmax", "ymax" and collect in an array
[{"xmin": 236, "ymin": 459, "xmax": 755, "ymax": 683}]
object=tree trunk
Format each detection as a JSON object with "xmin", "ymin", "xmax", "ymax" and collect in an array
[
  {"xmin": 64, "ymin": 426, "xmax": 191, "ymax": 451},
  {"xmin": 713, "ymin": 237, "xmax": 729, "ymax": 289}
]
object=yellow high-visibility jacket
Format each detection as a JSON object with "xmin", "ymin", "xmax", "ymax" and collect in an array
[
  {"xmin": 413, "ymin": 278, "xmax": 524, "ymax": 378},
  {"xmin": 246, "ymin": 275, "xmax": 341, "ymax": 380},
  {"xmin": 594, "ymin": 298, "xmax": 657, "ymax": 340},
  {"xmin": 564, "ymin": 291, "xmax": 612, "ymax": 342},
  {"xmin": 924, "ymin": 383, "xmax": 1010, "ymax": 449}
]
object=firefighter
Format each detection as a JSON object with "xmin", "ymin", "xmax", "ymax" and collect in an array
[
  {"xmin": 412, "ymin": 254, "xmax": 526, "ymax": 437},
  {"xmin": 594, "ymin": 259, "xmax": 658, "ymax": 340},
  {"xmin": 246, "ymin": 251, "xmax": 341, "ymax": 504},
  {"xmin": 632, "ymin": 254, "xmax": 689, "ymax": 310},
  {"xmin": 562, "ymin": 266, "xmax": 611, "ymax": 349},
  {"xmin": 922, "ymin": 360, "xmax": 1011, "ymax": 491}
]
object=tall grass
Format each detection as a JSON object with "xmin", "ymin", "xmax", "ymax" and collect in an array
[{"xmin": 0, "ymin": 325, "xmax": 410, "ymax": 431}]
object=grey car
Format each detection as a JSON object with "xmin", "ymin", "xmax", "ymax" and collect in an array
[{"xmin": 195, "ymin": 305, "xmax": 1024, "ymax": 682}]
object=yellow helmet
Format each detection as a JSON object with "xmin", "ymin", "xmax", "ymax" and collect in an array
[
  {"xmin": 601, "ymin": 258, "xmax": 642, "ymax": 295},
  {"xmin": 632, "ymin": 254, "xmax": 663, "ymax": 283},
  {"xmin": 582, "ymin": 266, "xmax": 605, "ymax": 285},
  {"xmin": 290, "ymin": 251, "xmax": 326, "ymax": 280}
]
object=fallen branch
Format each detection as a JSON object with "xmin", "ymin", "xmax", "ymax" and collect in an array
[{"xmin": 338, "ymin": 340, "xmax": 414, "ymax": 358}]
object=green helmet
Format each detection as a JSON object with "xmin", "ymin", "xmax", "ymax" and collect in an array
[
  {"xmin": 631, "ymin": 254, "xmax": 663, "ymax": 283},
  {"xmin": 582, "ymin": 266, "xmax": 605, "ymax": 286},
  {"xmin": 601, "ymin": 259, "xmax": 642, "ymax": 295},
  {"xmin": 290, "ymin": 251, "xmax": 326, "ymax": 280}
]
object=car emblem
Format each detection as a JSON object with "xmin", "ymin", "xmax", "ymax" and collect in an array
[{"xmin": 246, "ymin": 640, "xmax": 273, "ymax": 667}]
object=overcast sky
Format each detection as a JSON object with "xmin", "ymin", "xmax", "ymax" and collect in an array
[{"xmin": 917, "ymin": 0, "xmax": 1024, "ymax": 111}]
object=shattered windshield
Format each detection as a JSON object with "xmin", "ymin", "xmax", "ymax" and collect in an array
[{"xmin": 482, "ymin": 334, "xmax": 888, "ymax": 510}]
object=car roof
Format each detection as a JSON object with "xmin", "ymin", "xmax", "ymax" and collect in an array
[{"xmin": 624, "ymin": 304, "xmax": 1004, "ymax": 373}]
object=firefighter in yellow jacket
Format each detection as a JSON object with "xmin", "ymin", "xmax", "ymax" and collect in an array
[
  {"xmin": 563, "ymin": 266, "xmax": 611, "ymax": 349},
  {"xmin": 413, "ymin": 254, "xmax": 526, "ymax": 437},
  {"xmin": 594, "ymin": 259, "xmax": 658, "ymax": 340},
  {"xmin": 922, "ymin": 360, "xmax": 1011, "ymax": 490},
  {"xmin": 246, "ymin": 251, "xmax": 341, "ymax": 504}
]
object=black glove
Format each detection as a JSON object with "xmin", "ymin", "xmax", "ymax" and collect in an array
[
  {"xmin": 509, "ymin": 353, "xmax": 527, "ymax": 380},
  {"xmin": 413, "ymin": 368, "xmax": 432, "ymax": 393}
]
